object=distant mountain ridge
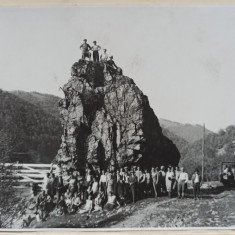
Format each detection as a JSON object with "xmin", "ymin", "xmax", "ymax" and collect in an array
[{"xmin": 159, "ymin": 118, "xmax": 214, "ymax": 143}]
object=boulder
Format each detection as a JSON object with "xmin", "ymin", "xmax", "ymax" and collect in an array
[{"xmin": 56, "ymin": 60, "xmax": 180, "ymax": 173}]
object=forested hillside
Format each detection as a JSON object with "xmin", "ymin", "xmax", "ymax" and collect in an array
[
  {"xmin": 161, "ymin": 127, "xmax": 189, "ymax": 153},
  {"xmin": 162, "ymin": 122, "xmax": 235, "ymax": 180},
  {"xmin": 0, "ymin": 89, "xmax": 62, "ymax": 163},
  {"xmin": 181, "ymin": 127, "xmax": 235, "ymax": 180},
  {"xmin": 11, "ymin": 90, "xmax": 60, "ymax": 118},
  {"xmin": 1, "ymin": 87, "xmax": 234, "ymax": 176},
  {"xmin": 159, "ymin": 118, "xmax": 213, "ymax": 143}
]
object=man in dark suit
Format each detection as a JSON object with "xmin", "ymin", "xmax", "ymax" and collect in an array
[
  {"xmin": 129, "ymin": 170, "xmax": 137, "ymax": 203},
  {"xmin": 191, "ymin": 169, "xmax": 202, "ymax": 200}
]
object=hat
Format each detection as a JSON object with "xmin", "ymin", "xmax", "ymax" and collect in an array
[
  {"xmin": 83, "ymin": 39, "xmax": 87, "ymax": 42},
  {"xmin": 109, "ymin": 55, "xmax": 113, "ymax": 59},
  {"xmin": 93, "ymin": 41, "xmax": 96, "ymax": 43},
  {"xmin": 124, "ymin": 166, "xmax": 128, "ymax": 169}
]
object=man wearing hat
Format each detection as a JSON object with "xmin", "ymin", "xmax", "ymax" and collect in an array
[
  {"xmin": 91, "ymin": 41, "xmax": 101, "ymax": 62},
  {"xmin": 80, "ymin": 39, "xmax": 91, "ymax": 60}
]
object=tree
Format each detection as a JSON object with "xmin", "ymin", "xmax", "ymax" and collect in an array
[{"xmin": 0, "ymin": 130, "xmax": 26, "ymax": 228}]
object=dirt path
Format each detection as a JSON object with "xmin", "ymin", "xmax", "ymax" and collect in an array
[
  {"xmin": 31, "ymin": 189, "xmax": 235, "ymax": 229},
  {"xmin": 106, "ymin": 190, "xmax": 235, "ymax": 228}
]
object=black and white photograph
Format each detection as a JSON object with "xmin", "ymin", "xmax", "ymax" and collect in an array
[{"xmin": 0, "ymin": 3, "xmax": 235, "ymax": 230}]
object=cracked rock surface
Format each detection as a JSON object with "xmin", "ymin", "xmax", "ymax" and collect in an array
[{"xmin": 56, "ymin": 60, "xmax": 180, "ymax": 172}]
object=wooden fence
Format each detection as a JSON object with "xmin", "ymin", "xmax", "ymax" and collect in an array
[{"xmin": 1, "ymin": 163, "xmax": 58, "ymax": 185}]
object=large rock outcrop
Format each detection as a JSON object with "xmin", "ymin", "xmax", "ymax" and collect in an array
[{"xmin": 56, "ymin": 60, "xmax": 180, "ymax": 173}]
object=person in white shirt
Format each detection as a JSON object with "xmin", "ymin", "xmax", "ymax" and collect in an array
[
  {"xmin": 166, "ymin": 167, "xmax": 175, "ymax": 198},
  {"xmin": 222, "ymin": 165, "xmax": 229, "ymax": 187},
  {"xmin": 94, "ymin": 193, "xmax": 103, "ymax": 212},
  {"xmin": 177, "ymin": 167, "xmax": 189, "ymax": 199},
  {"xmin": 42, "ymin": 173, "xmax": 50, "ymax": 194},
  {"xmin": 174, "ymin": 166, "xmax": 181, "ymax": 190},
  {"xmin": 119, "ymin": 168, "xmax": 125, "ymax": 177},
  {"xmin": 104, "ymin": 191, "xmax": 120, "ymax": 211},
  {"xmin": 100, "ymin": 49, "xmax": 109, "ymax": 62},
  {"xmin": 79, "ymin": 195, "xmax": 93, "ymax": 214},
  {"xmin": 91, "ymin": 41, "xmax": 101, "ymax": 62},
  {"xmin": 99, "ymin": 170, "xmax": 107, "ymax": 197},
  {"xmin": 91, "ymin": 178, "xmax": 99, "ymax": 198},
  {"xmin": 106, "ymin": 168, "xmax": 112, "ymax": 181},
  {"xmin": 135, "ymin": 166, "xmax": 143, "ymax": 183},
  {"xmin": 151, "ymin": 168, "xmax": 159, "ymax": 198}
]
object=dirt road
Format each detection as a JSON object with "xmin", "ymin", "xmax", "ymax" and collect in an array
[
  {"xmin": 33, "ymin": 189, "xmax": 235, "ymax": 229},
  {"xmin": 106, "ymin": 190, "xmax": 235, "ymax": 228}
]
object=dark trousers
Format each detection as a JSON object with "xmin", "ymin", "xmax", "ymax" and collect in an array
[
  {"xmin": 153, "ymin": 182, "xmax": 161, "ymax": 197},
  {"xmin": 145, "ymin": 182, "xmax": 152, "ymax": 197},
  {"xmin": 124, "ymin": 182, "xmax": 130, "ymax": 199},
  {"xmin": 57, "ymin": 188, "xmax": 63, "ymax": 203},
  {"xmin": 82, "ymin": 51, "xmax": 91, "ymax": 60},
  {"xmin": 160, "ymin": 179, "xmax": 166, "ymax": 193},
  {"xmin": 130, "ymin": 184, "xmax": 136, "ymax": 203},
  {"xmin": 101, "ymin": 182, "xmax": 107, "ymax": 198},
  {"xmin": 193, "ymin": 183, "xmax": 200, "ymax": 198},
  {"xmin": 93, "ymin": 51, "xmax": 99, "ymax": 62},
  {"xmin": 139, "ymin": 182, "xmax": 145, "ymax": 198},
  {"xmin": 104, "ymin": 203, "xmax": 115, "ymax": 211},
  {"xmin": 178, "ymin": 181, "xmax": 186, "ymax": 196}
]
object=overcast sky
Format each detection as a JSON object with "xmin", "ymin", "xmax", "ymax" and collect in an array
[{"xmin": 0, "ymin": 5, "xmax": 235, "ymax": 132}]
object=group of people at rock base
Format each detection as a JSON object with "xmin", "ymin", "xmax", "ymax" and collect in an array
[
  {"xmin": 33, "ymin": 164, "xmax": 202, "ymax": 222},
  {"xmin": 220, "ymin": 165, "xmax": 235, "ymax": 187},
  {"xmin": 80, "ymin": 39, "xmax": 119, "ymax": 75}
]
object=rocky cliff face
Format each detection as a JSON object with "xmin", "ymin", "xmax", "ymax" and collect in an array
[{"xmin": 56, "ymin": 60, "xmax": 180, "ymax": 172}]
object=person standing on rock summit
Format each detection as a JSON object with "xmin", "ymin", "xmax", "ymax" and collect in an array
[
  {"xmin": 100, "ymin": 48, "xmax": 109, "ymax": 62},
  {"xmin": 80, "ymin": 39, "xmax": 91, "ymax": 60},
  {"xmin": 91, "ymin": 41, "xmax": 101, "ymax": 62}
]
